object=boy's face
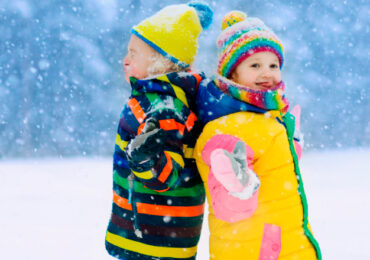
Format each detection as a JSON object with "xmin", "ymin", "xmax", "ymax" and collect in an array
[
  {"xmin": 123, "ymin": 34, "xmax": 156, "ymax": 82},
  {"xmin": 230, "ymin": 52, "xmax": 281, "ymax": 91}
]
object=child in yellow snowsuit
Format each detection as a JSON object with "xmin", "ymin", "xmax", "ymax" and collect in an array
[{"xmin": 194, "ymin": 11, "xmax": 321, "ymax": 259}]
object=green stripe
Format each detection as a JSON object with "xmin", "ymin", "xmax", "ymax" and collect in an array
[
  {"xmin": 166, "ymin": 160, "xmax": 179, "ymax": 189},
  {"xmin": 113, "ymin": 170, "xmax": 204, "ymax": 197},
  {"xmin": 264, "ymin": 91, "xmax": 278, "ymax": 110},
  {"xmin": 224, "ymin": 38, "xmax": 283, "ymax": 75},
  {"xmin": 145, "ymin": 93, "xmax": 161, "ymax": 107},
  {"xmin": 283, "ymin": 113, "xmax": 322, "ymax": 259},
  {"xmin": 173, "ymin": 98, "xmax": 185, "ymax": 114},
  {"xmin": 145, "ymin": 92, "xmax": 185, "ymax": 116},
  {"xmin": 131, "ymin": 89, "xmax": 140, "ymax": 96},
  {"xmin": 222, "ymin": 27, "xmax": 264, "ymax": 52}
]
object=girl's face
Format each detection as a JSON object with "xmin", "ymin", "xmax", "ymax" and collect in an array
[
  {"xmin": 123, "ymin": 34, "xmax": 156, "ymax": 82},
  {"xmin": 230, "ymin": 52, "xmax": 281, "ymax": 91}
]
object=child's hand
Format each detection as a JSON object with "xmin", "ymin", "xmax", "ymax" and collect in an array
[
  {"xmin": 210, "ymin": 141, "xmax": 260, "ymax": 198},
  {"xmin": 125, "ymin": 118, "xmax": 166, "ymax": 165}
]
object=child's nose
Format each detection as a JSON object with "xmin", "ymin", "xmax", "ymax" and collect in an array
[
  {"xmin": 123, "ymin": 55, "xmax": 129, "ymax": 65},
  {"xmin": 260, "ymin": 67, "xmax": 272, "ymax": 77}
]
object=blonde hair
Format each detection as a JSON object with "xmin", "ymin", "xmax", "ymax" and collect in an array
[{"xmin": 147, "ymin": 51, "xmax": 188, "ymax": 76}]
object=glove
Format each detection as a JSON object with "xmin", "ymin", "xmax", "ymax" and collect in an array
[
  {"xmin": 125, "ymin": 118, "xmax": 166, "ymax": 169},
  {"xmin": 210, "ymin": 141, "xmax": 260, "ymax": 199}
]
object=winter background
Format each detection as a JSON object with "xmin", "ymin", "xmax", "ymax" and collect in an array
[{"xmin": 0, "ymin": 0, "xmax": 369, "ymax": 259}]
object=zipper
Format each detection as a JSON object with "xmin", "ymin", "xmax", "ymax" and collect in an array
[
  {"xmin": 128, "ymin": 173, "xmax": 142, "ymax": 238},
  {"xmin": 280, "ymin": 113, "xmax": 322, "ymax": 259}
]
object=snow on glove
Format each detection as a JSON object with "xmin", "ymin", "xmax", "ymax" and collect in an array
[
  {"xmin": 210, "ymin": 141, "xmax": 260, "ymax": 199},
  {"xmin": 125, "ymin": 118, "xmax": 166, "ymax": 170}
]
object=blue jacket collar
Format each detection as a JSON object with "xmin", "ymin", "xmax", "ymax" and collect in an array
[{"xmin": 196, "ymin": 78, "xmax": 268, "ymax": 125}]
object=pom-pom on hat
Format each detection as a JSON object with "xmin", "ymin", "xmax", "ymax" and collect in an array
[
  {"xmin": 217, "ymin": 11, "xmax": 284, "ymax": 78},
  {"xmin": 132, "ymin": 1, "xmax": 213, "ymax": 68}
]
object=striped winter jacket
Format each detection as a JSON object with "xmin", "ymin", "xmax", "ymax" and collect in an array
[{"xmin": 105, "ymin": 72, "xmax": 206, "ymax": 260}]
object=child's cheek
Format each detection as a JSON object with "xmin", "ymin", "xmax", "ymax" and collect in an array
[
  {"xmin": 129, "ymin": 64, "xmax": 145, "ymax": 79},
  {"xmin": 124, "ymin": 65, "xmax": 138, "ymax": 83}
]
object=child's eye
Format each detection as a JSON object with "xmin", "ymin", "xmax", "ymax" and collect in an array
[
  {"xmin": 270, "ymin": 64, "xmax": 279, "ymax": 69},
  {"xmin": 128, "ymin": 50, "xmax": 136, "ymax": 58},
  {"xmin": 251, "ymin": 63, "xmax": 259, "ymax": 68}
]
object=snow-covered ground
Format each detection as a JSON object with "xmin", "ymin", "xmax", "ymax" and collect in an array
[{"xmin": 1, "ymin": 149, "xmax": 370, "ymax": 259}]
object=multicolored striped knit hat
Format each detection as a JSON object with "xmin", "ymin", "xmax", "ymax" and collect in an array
[{"xmin": 217, "ymin": 11, "xmax": 284, "ymax": 78}]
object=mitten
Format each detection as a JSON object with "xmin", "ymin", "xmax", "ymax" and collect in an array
[
  {"xmin": 210, "ymin": 141, "xmax": 260, "ymax": 199},
  {"xmin": 125, "ymin": 118, "xmax": 166, "ymax": 170}
]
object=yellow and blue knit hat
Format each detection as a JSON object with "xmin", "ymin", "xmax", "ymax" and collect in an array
[
  {"xmin": 132, "ymin": 1, "xmax": 213, "ymax": 68},
  {"xmin": 217, "ymin": 11, "xmax": 284, "ymax": 78}
]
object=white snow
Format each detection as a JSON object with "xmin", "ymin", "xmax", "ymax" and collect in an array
[{"xmin": 1, "ymin": 148, "xmax": 369, "ymax": 259}]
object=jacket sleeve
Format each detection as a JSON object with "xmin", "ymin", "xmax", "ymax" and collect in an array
[
  {"xmin": 201, "ymin": 134, "xmax": 259, "ymax": 223},
  {"xmin": 290, "ymin": 105, "xmax": 303, "ymax": 161},
  {"xmin": 129, "ymin": 106, "xmax": 199, "ymax": 193}
]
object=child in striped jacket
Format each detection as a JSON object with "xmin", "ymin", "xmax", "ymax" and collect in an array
[{"xmin": 105, "ymin": 2, "xmax": 213, "ymax": 260}]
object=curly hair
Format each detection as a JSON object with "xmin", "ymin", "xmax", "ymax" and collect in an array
[{"xmin": 147, "ymin": 52, "xmax": 188, "ymax": 76}]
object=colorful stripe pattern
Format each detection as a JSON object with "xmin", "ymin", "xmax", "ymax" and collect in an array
[
  {"xmin": 217, "ymin": 12, "xmax": 284, "ymax": 78},
  {"xmin": 215, "ymin": 75, "xmax": 289, "ymax": 113},
  {"xmin": 106, "ymin": 71, "xmax": 205, "ymax": 260}
]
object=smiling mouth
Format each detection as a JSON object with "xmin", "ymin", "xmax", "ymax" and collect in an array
[
  {"xmin": 256, "ymin": 82, "xmax": 273, "ymax": 88},
  {"xmin": 123, "ymin": 65, "xmax": 130, "ymax": 74}
]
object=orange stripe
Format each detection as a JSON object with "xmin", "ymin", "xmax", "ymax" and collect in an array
[
  {"xmin": 185, "ymin": 111, "xmax": 197, "ymax": 132},
  {"xmin": 158, "ymin": 152, "xmax": 173, "ymax": 183},
  {"xmin": 128, "ymin": 98, "xmax": 146, "ymax": 124},
  {"xmin": 159, "ymin": 119, "xmax": 178, "ymax": 131},
  {"xmin": 137, "ymin": 119, "xmax": 186, "ymax": 135},
  {"xmin": 113, "ymin": 191, "xmax": 204, "ymax": 217},
  {"xmin": 192, "ymin": 73, "xmax": 202, "ymax": 89},
  {"xmin": 159, "ymin": 119, "xmax": 185, "ymax": 136},
  {"xmin": 176, "ymin": 122, "xmax": 185, "ymax": 136},
  {"xmin": 113, "ymin": 191, "xmax": 132, "ymax": 210},
  {"xmin": 151, "ymin": 186, "xmax": 170, "ymax": 193},
  {"xmin": 137, "ymin": 202, "xmax": 204, "ymax": 217},
  {"xmin": 137, "ymin": 123, "xmax": 145, "ymax": 135}
]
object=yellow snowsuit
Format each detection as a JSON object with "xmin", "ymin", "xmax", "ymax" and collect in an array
[{"xmin": 194, "ymin": 79, "xmax": 321, "ymax": 259}]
